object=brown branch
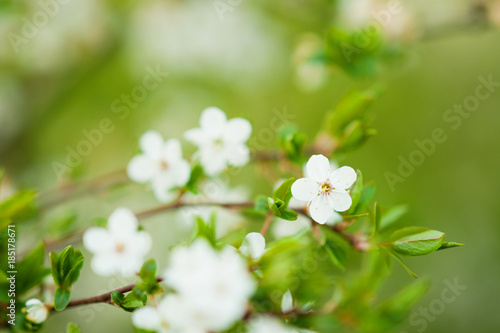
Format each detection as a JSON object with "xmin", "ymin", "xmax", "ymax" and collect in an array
[
  {"xmin": 49, "ymin": 277, "xmax": 163, "ymax": 312},
  {"xmin": 259, "ymin": 212, "xmax": 274, "ymax": 236}
]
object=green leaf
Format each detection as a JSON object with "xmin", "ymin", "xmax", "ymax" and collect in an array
[
  {"xmin": 323, "ymin": 239, "xmax": 346, "ymax": 270},
  {"xmin": 384, "ymin": 248, "xmax": 418, "ymax": 279},
  {"xmin": 118, "ymin": 288, "xmax": 147, "ymax": 312},
  {"xmin": 371, "ymin": 201, "xmax": 381, "ymax": 237},
  {"xmin": 279, "ymin": 209, "xmax": 298, "ymax": 221},
  {"xmin": 438, "ymin": 242, "xmax": 463, "ymax": 250},
  {"xmin": 380, "ymin": 205, "xmax": 408, "ymax": 230},
  {"xmin": 273, "ymin": 178, "xmax": 295, "ymax": 209},
  {"xmin": 67, "ymin": 322, "xmax": 81, "ymax": 333},
  {"xmin": 185, "ymin": 163, "xmax": 204, "ymax": 193},
  {"xmin": 0, "ymin": 190, "xmax": 37, "ymax": 220},
  {"xmin": 345, "ymin": 170, "xmax": 362, "ymax": 215},
  {"xmin": 50, "ymin": 245, "xmax": 85, "ymax": 289},
  {"xmin": 17, "ymin": 243, "xmax": 50, "ymax": 295},
  {"xmin": 50, "ymin": 251, "xmax": 61, "ymax": 287},
  {"xmin": 139, "ymin": 259, "xmax": 157, "ymax": 285},
  {"xmin": 389, "ymin": 227, "xmax": 446, "ymax": 256},
  {"xmin": 279, "ymin": 124, "xmax": 307, "ymax": 160},
  {"xmin": 54, "ymin": 288, "xmax": 71, "ymax": 311},
  {"xmin": 378, "ymin": 279, "xmax": 430, "ymax": 321},
  {"xmin": 64, "ymin": 251, "xmax": 84, "ymax": 287},
  {"xmin": 354, "ymin": 183, "xmax": 376, "ymax": 214},
  {"xmin": 192, "ymin": 215, "xmax": 216, "ymax": 246},
  {"xmin": 267, "ymin": 198, "xmax": 281, "ymax": 217}
]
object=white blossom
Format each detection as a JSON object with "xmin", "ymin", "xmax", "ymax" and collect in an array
[
  {"xmin": 24, "ymin": 299, "xmax": 48, "ymax": 324},
  {"xmin": 162, "ymin": 239, "xmax": 256, "ymax": 331},
  {"xmin": 83, "ymin": 207, "xmax": 152, "ymax": 277},
  {"xmin": 239, "ymin": 232, "xmax": 266, "ymax": 261},
  {"xmin": 248, "ymin": 316, "xmax": 300, "ymax": 333},
  {"xmin": 127, "ymin": 131, "xmax": 191, "ymax": 202},
  {"xmin": 291, "ymin": 155, "xmax": 357, "ymax": 224},
  {"xmin": 281, "ymin": 290, "xmax": 294, "ymax": 313},
  {"xmin": 184, "ymin": 107, "xmax": 252, "ymax": 176}
]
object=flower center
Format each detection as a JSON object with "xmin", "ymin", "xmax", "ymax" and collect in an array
[
  {"xmin": 159, "ymin": 160, "xmax": 169, "ymax": 171},
  {"xmin": 214, "ymin": 138, "xmax": 224, "ymax": 151},
  {"xmin": 319, "ymin": 181, "xmax": 333, "ymax": 195},
  {"xmin": 116, "ymin": 243, "xmax": 125, "ymax": 253}
]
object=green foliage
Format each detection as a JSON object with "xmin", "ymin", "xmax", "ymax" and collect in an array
[
  {"xmin": 136, "ymin": 259, "xmax": 162, "ymax": 295},
  {"xmin": 266, "ymin": 178, "xmax": 298, "ymax": 221},
  {"xmin": 191, "ymin": 215, "xmax": 217, "ymax": 246},
  {"xmin": 112, "ymin": 288, "xmax": 147, "ymax": 312},
  {"xmin": 184, "ymin": 163, "xmax": 204, "ymax": 194},
  {"xmin": 67, "ymin": 322, "xmax": 81, "ymax": 333},
  {"xmin": 278, "ymin": 124, "xmax": 307, "ymax": 161},
  {"xmin": 50, "ymin": 245, "xmax": 85, "ymax": 311},
  {"xmin": 387, "ymin": 227, "xmax": 446, "ymax": 256},
  {"xmin": 0, "ymin": 190, "xmax": 37, "ymax": 220},
  {"xmin": 17, "ymin": 243, "xmax": 50, "ymax": 296}
]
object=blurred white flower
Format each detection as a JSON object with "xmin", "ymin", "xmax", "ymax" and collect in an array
[
  {"xmin": 83, "ymin": 208, "xmax": 152, "ymax": 277},
  {"xmin": 292, "ymin": 155, "xmax": 356, "ymax": 224},
  {"xmin": 162, "ymin": 239, "xmax": 255, "ymax": 331},
  {"xmin": 248, "ymin": 316, "xmax": 299, "ymax": 333},
  {"xmin": 132, "ymin": 306, "xmax": 163, "ymax": 332},
  {"xmin": 281, "ymin": 289, "xmax": 294, "ymax": 313},
  {"xmin": 178, "ymin": 178, "xmax": 249, "ymax": 238},
  {"xmin": 127, "ymin": 131, "xmax": 191, "ymax": 203},
  {"xmin": 239, "ymin": 232, "xmax": 266, "ymax": 260},
  {"xmin": 24, "ymin": 299, "xmax": 48, "ymax": 324},
  {"xmin": 184, "ymin": 107, "xmax": 252, "ymax": 176}
]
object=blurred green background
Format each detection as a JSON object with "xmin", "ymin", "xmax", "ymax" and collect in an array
[{"xmin": 1, "ymin": 0, "xmax": 499, "ymax": 332}]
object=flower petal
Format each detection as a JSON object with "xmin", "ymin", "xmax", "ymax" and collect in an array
[
  {"xmin": 309, "ymin": 196, "xmax": 333, "ymax": 224},
  {"xmin": 239, "ymin": 232, "xmax": 266, "ymax": 260},
  {"xmin": 139, "ymin": 131, "xmax": 164, "ymax": 159},
  {"xmin": 291, "ymin": 178, "xmax": 318, "ymax": 202},
  {"xmin": 224, "ymin": 118, "xmax": 252, "ymax": 143},
  {"xmin": 83, "ymin": 227, "xmax": 113, "ymax": 254},
  {"xmin": 127, "ymin": 154, "xmax": 158, "ymax": 183},
  {"xmin": 281, "ymin": 290, "xmax": 293, "ymax": 313},
  {"xmin": 306, "ymin": 154, "xmax": 330, "ymax": 182},
  {"xmin": 163, "ymin": 138, "xmax": 183, "ymax": 161},
  {"xmin": 152, "ymin": 175, "xmax": 178, "ymax": 203},
  {"xmin": 329, "ymin": 190, "xmax": 353, "ymax": 212},
  {"xmin": 330, "ymin": 166, "xmax": 357, "ymax": 190},
  {"xmin": 200, "ymin": 107, "xmax": 227, "ymax": 135},
  {"xmin": 325, "ymin": 211, "xmax": 343, "ymax": 226},
  {"xmin": 90, "ymin": 254, "xmax": 117, "ymax": 276},
  {"xmin": 184, "ymin": 128, "xmax": 206, "ymax": 146},
  {"xmin": 108, "ymin": 207, "xmax": 138, "ymax": 237},
  {"xmin": 200, "ymin": 150, "xmax": 227, "ymax": 176},
  {"xmin": 226, "ymin": 144, "xmax": 250, "ymax": 167},
  {"xmin": 132, "ymin": 307, "xmax": 162, "ymax": 331},
  {"xmin": 169, "ymin": 159, "xmax": 191, "ymax": 187}
]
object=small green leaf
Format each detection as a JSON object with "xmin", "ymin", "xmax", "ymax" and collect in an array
[
  {"xmin": 380, "ymin": 205, "xmax": 408, "ymax": 230},
  {"xmin": 389, "ymin": 227, "xmax": 446, "ymax": 256},
  {"xmin": 54, "ymin": 288, "xmax": 71, "ymax": 311},
  {"xmin": 323, "ymin": 239, "xmax": 346, "ymax": 270},
  {"xmin": 371, "ymin": 201, "xmax": 381, "ymax": 237},
  {"xmin": 0, "ymin": 190, "xmax": 37, "ymax": 220},
  {"xmin": 17, "ymin": 243, "xmax": 50, "ymax": 295},
  {"xmin": 384, "ymin": 248, "xmax": 418, "ymax": 279},
  {"xmin": 185, "ymin": 163, "xmax": 204, "ymax": 193},
  {"xmin": 354, "ymin": 183, "xmax": 376, "ymax": 214},
  {"xmin": 111, "ymin": 291, "xmax": 125, "ymax": 306},
  {"xmin": 119, "ymin": 289, "xmax": 147, "ymax": 312},
  {"xmin": 280, "ymin": 209, "xmax": 298, "ymax": 221},
  {"xmin": 67, "ymin": 322, "xmax": 81, "ymax": 333},
  {"xmin": 50, "ymin": 251, "xmax": 61, "ymax": 287},
  {"xmin": 267, "ymin": 198, "xmax": 281, "ymax": 217},
  {"xmin": 273, "ymin": 178, "xmax": 295, "ymax": 209},
  {"xmin": 139, "ymin": 259, "xmax": 157, "ymax": 285},
  {"xmin": 438, "ymin": 242, "xmax": 463, "ymax": 250}
]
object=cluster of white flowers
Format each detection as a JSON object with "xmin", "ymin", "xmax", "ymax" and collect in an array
[
  {"xmin": 127, "ymin": 107, "xmax": 252, "ymax": 202},
  {"xmin": 83, "ymin": 207, "xmax": 152, "ymax": 277},
  {"xmin": 292, "ymin": 155, "xmax": 357, "ymax": 224},
  {"xmin": 132, "ymin": 239, "xmax": 256, "ymax": 332}
]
